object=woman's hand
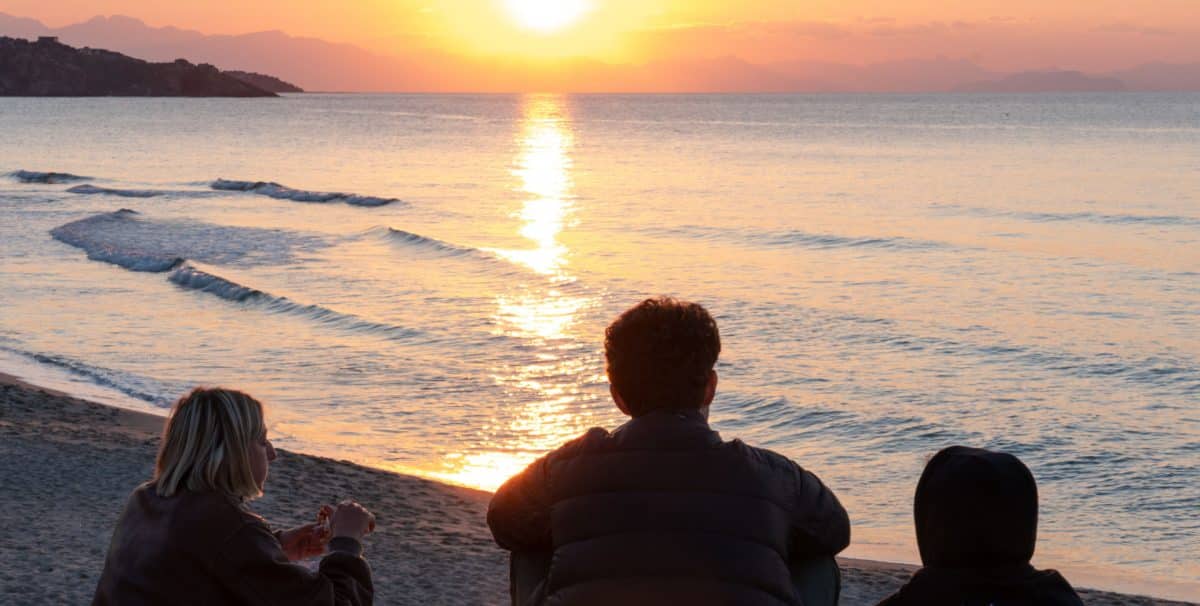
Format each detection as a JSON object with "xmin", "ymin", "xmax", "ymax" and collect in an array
[
  {"xmin": 278, "ymin": 523, "xmax": 329, "ymax": 561},
  {"xmin": 278, "ymin": 505, "xmax": 335, "ymax": 561},
  {"xmin": 330, "ymin": 500, "xmax": 375, "ymax": 541}
]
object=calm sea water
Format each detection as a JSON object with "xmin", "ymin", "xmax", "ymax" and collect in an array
[{"xmin": 0, "ymin": 93, "xmax": 1197, "ymax": 598}]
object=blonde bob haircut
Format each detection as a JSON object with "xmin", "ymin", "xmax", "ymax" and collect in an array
[{"xmin": 154, "ymin": 387, "xmax": 266, "ymax": 500}]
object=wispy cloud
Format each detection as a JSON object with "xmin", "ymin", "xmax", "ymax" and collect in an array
[{"xmin": 1092, "ymin": 22, "xmax": 1173, "ymax": 36}]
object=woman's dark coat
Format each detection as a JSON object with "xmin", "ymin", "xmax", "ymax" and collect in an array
[{"xmin": 93, "ymin": 482, "xmax": 372, "ymax": 605}]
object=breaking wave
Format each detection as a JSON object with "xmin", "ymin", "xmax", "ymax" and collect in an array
[
  {"xmin": 656, "ymin": 225, "xmax": 945, "ymax": 251},
  {"xmin": 0, "ymin": 345, "xmax": 180, "ymax": 406},
  {"xmin": 370, "ymin": 226, "xmax": 480, "ymax": 257},
  {"xmin": 8, "ymin": 170, "xmax": 89, "ymax": 184},
  {"xmin": 365, "ymin": 227, "xmax": 550, "ymax": 282},
  {"xmin": 167, "ymin": 265, "xmax": 422, "ymax": 341},
  {"xmin": 212, "ymin": 178, "xmax": 401, "ymax": 207},
  {"xmin": 50, "ymin": 209, "xmax": 183, "ymax": 272},
  {"xmin": 50, "ymin": 209, "xmax": 330, "ymax": 271},
  {"xmin": 1017, "ymin": 210, "xmax": 1200, "ymax": 227},
  {"xmin": 755, "ymin": 230, "xmax": 944, "ymax": 250},
  {"xmin": 67, "ymin": 184, "xmax": 164, "ymax": 198},
  {"xmin": 932, "ymin": 203, "xmax": 1200, "ymax": 228}
]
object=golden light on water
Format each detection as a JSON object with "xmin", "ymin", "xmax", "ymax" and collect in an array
[
  {"xmin": 431, "ymin": 451, "xmax": 536, "ymax": 491},
  {"xmin": 495, "ymin": 290, "xmax": 588, "ymax": 341},
  {"xmin": 428, "ymin": 355, "xmax": 599, "ymax": 490},
  {"xmin": 490, "ymin": 96, "xmax": 575, "ymax": 277},
  {"xmin": 435, "ymin": 94, "xmax": 599, "ymax": 490}
]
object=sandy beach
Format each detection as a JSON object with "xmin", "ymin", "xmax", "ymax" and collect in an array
[{"xmin": 0, "ymin": 376, "xmax": 1192, "ymax": 606}]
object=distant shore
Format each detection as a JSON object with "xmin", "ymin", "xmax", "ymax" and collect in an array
[
  {"xmin": 0, "ymin": 36, "xmax": 293, "ymax": 97},
  {"xmin": 0, "ymin": 374, "xmax": 1193, "ymax": 605}
]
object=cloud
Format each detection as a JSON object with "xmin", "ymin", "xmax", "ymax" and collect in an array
[
  {"xmin": 624, "ymin": 17, "xmax": 1200, "ymax": 72},
  {"xmin": 779, "ymin": 21, "xmax": 849, "ymax": 40},
  {"xmin": 1092, "ymin": 22, "xmax": 1173, "ymax": 36},
  {"xmin": 867, "ymin": 22, "xmax": 950, "ymax": 37}
]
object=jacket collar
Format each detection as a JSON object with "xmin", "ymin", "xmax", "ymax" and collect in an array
[
  {"xmin": 892, "ymin": 564, "xmax": 1081, "ymax": 606},
  {"xmin": 611, "ymin": 409, "xmax": 723, "ymax": 450}
]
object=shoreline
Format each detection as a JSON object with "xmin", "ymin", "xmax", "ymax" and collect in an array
[{"xmin": 0, "ymin": 373, "xmax": 1194, "ymax": 605}]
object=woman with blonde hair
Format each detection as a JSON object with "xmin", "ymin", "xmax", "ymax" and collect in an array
[{"xmin": 93, "ymin": 387, "xmax": 376, "ymax": 605}]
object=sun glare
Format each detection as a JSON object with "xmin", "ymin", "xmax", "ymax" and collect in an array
[{"xmin": 504, "ymin": 0, "xmax": 592, "ymax": 33}]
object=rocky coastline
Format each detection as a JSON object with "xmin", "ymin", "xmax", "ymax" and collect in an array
[{"xmin": 0, "ymin": 36, "xmax": 279, "ymax": 96}]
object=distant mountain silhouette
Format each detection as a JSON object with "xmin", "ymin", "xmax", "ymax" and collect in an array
[
  {"xmin": 766, "ymin": 57, "xmax": 998, "ymax": 93},
  {"xmin": 1110, "ymin": 62, "xmax": 1200, "ymax": 91},
  {"xmin": 2, "ymin": 13, "xmax": 1199, "ymax": 92},
  {"xmin": 0, "ymin": 36, "xmax": 274, "ymax": 96},
  {"xmin": 955, "ymin": 71, "xmax": 1125, "ymax": 93},
  {"xmin": 0, "ymin": 13, "xmax": 48, "ymax": 38}
]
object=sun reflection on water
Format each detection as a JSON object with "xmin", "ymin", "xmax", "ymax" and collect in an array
[
  {"xmin": 434, "ymin": 94, "xmax": 602, "ymax": 491},
  {"xmin": 490, "ymin": 95, "xmax": 575, "ymax": 278}
]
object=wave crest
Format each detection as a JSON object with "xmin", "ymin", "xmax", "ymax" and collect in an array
[
  {"xmin": 168, "ymin": 264, "xmax": 422, "ymax": 340},
  {"xmin": 932, "ymin": 203, "xmax": 1200, "ymax": 228},
  {"xmin": 8, "ymin": 170, "xmax": 89, "ymax": 184},
  {"xmin": 212, "ymin": 178, "xmax": 401, "ymax": 207},
  {"xmin": 654, "ymin": 225, "xmax": 944, "ymax": 251},
  {"xmin": 67, "ymin": 184, "xmax": 163, "ymax": 198},
  {"xmin": 759, "ymin": 230, "xmax": 942, "ymax": 250},
  {"xmin": 371, "ymin": 226, "xmax": 479, "ymax": 257},
  {"xmin": 0, "ymin": 345, "xmax": 178, "ymax": 405}
]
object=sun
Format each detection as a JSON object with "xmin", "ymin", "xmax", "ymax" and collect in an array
[{"xmin": 503, "ymin": 0, "xmax": 592, "ymax": 33}]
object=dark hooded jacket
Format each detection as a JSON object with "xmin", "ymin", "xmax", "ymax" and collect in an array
[
  {"xmin": 876, "ymin": 446, "xmax": 1083, "ymax": 606},
  {"xmin": 487, "ymin": 409, "xmax": 850, "ymax": 606}
]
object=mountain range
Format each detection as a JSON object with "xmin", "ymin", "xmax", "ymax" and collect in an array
[{"xmin": 3, "ymin": 13, "xmax": 1198, "ymax": 93}]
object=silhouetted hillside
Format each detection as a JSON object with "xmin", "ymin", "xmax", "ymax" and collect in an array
[
  {"xmin": 225, "ymin": 70, "xmax": 303, "ymax": 93},
  {"xmin": 1111, "ymin": 62, "xmax": 1200, "ymax": 91},
  {"xmin": 0, "ymin": 36, "xmax": 275, "ymax": 96},
  {"xmin": 954, "ymin": 70, "xmax": 1126, "ymax": 93}
]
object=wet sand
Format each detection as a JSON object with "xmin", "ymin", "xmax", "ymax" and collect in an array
[{"xmin": 0, "ymin": 375, "xmax": 1192, "ymax": 605}]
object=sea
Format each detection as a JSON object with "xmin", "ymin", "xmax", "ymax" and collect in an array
[{"xmin": 0, "ymin": 93, "xmax": 1196, "ymax": 599}]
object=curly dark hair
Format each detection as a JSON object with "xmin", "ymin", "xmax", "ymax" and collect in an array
[{"xmin": 604, "ymin": 297, "xmax": 721, "ymax": 416}]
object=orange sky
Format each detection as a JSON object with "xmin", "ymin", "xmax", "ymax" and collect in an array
[{"xmin": 3, "ymin": 0, "xmax": 1198, "ymax": 70}]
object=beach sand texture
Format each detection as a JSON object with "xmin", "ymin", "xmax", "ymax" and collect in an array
[{"xmin": 0, "ymin": 377, "xmax": 1192, "ymax": 606}]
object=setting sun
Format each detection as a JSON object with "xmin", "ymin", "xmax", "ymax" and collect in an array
[{"xmin": 503, "ymin": 0, "xmax": 592, "ymax": 33}]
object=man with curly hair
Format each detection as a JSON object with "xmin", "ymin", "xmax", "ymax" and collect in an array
[{"xmin": 488, "ymin": 297, "xmax": 850, "ymax": 606}]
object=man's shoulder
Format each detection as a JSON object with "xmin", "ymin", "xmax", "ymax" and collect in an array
[
  {"xmin": 543, "ymin": 428, "xmax": 808, "ymax": 473},
  {"xmin": 722, "ymin": 438, "xmax": 810, "ymax": 480},
  {"xmin": 547, "ymin": 426, "xmax": 614, "ymax": 461}
]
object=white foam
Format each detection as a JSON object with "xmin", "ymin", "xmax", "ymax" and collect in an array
[{"xmin": 50, "ymin": 210, "xmax": 329, "ymax": 271}]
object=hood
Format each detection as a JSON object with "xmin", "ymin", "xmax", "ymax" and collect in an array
[{"xmin": 915, "ymin": 445, "xmax": 1038, "ymax": 568}]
